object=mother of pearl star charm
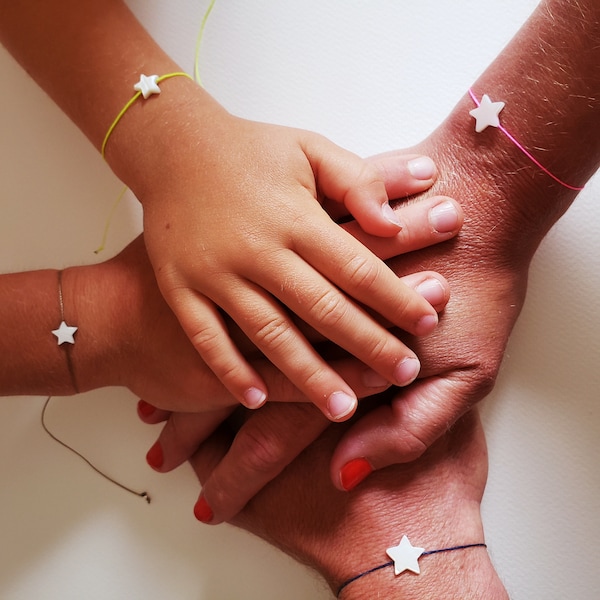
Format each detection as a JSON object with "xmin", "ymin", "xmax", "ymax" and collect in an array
[
  {"xmin": 52, "ymin": 320, "xmax": 78, "ymax": 345},
  {"xmin": 469, "ymin": 93, "xmax": 505, "ymax": 132},
  {"xmin": 133, "ymin": 74, "xmax": 162, "ymax": 99},
  {"xmin": 386, "ymin": 535, "xmax": 426, "ymax": 575}
]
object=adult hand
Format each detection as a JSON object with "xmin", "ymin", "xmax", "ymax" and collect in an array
[
  {"xmin": 138, "ymin": 162, "xmax": 463, "ymax": 506},
  {"xmin": 188, "ymin": 407, "xmax": 506, "ymax": 599}
]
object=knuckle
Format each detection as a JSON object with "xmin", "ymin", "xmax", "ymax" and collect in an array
[
  {"xmin": 342, "ymin": 255, "xmax": 381, "ymax": 291},
  {"xmin": 251, "ymin": 314, "xmax": 294, "ymax": 352},
  {"xmin": 397, "ymin": 427, "xmax": 430, "ymax": 462},
  {"xmin": 189, "ymin": 323, "xmax": 222, "ymax": 358},
  {"xmin": 358, "ymin": 162, "xmax": 384, "ymax": 189},
  {"xmin": 310, "ymin": 289, "xmax": 348, "ymax": 328},
  {"xmin": 469, "ymin": 359, "xmax": 501, "ymax": 398},
  {"xmin": 188, "ymin": 325, "xmax": 243, "ymax": 384},
  {"xmin": 360, "ymin": 333, "xmax": 392, "ymax": 365},
  {"xmin": 235, "ymin": 425, "xmax": 288, "ymax": 476}
]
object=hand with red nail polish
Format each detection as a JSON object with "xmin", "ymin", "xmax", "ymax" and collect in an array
[
  {"xmin": 138, "ymin": 187, "xmax": 463, "ymax": 523},
  {"xmin": 189, "ymin": 408, "xmax": 507, "ymax": 598}
]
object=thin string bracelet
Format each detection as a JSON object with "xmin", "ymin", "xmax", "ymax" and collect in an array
[
  {"xmin": 95, "ymin": 3, "xmax": 215, "ymax": 252},
  {"xmin": 468, "ymin": 89, "xmax": 584, "ymax": 191},
  {"xmin": 41, "ymin": 397, "xmax": 151, "ymax": 504},
  {"xmin": 51, "ymin": 270, "xmax": 79, "ymax": 394},
  {"xmin": 47, "ymin": 272, "xmax": 150, "ymax": 503},
  {"xmin": 336, "ymin": 535, "xmax": 487, "ymax": 597},
  {"xmin": 100, "ymin": 71, "xmax": 194, "ymax": 159}
]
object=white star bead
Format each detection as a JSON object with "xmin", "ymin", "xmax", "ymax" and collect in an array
[
  {"xmin": 52, "ymin": 321, "xmax": 78, "ymax": 345},
  {"xmin": 386, "ymin": 536, "xmax": 425, "ymax": 575},
  {"xmin": 469, "ymin": 94, "xmax": 505, "ymax": 132},
  {"xmin": 133, "ymin": 74, "xmax": 161, "ymax": 99}
]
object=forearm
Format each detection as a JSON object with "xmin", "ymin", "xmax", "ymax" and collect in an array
[
  {"xmin": 0, "ymin": 269, "xmax": 75, "ymax": 395},
  {"xmin": 0, "ymin": 247, "xmax": 149, "ymax": 397},
  {"xmin": 225, "ymin": 410, "xmax": 506, "ymax": 599},
  {"xmin": 425, "ymin": 0, "xmax": 599, "ymax": 265},
  {"xmin": 315, "ymin": 479, "xmax": 502, "ymax": 599},
  {"xmin": 0, "ymin": 265, "xmax": 117, "ymax": 395},
  {"xmin": 0, "ymin": 0, "xmax": 222, "ymax": 193}
]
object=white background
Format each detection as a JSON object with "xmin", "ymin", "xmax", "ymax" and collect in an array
[{"xmin": 1, "ymin": 1, "xmax": 599, "ymax": 598}]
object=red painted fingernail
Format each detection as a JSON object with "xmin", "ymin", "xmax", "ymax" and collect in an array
[
  {"xmin": 146, "ymin": 441, "xmax": 163, "ymax": 470},
  {"xmin": 137, "ymin": 400, "xmax": 156, "ymax": 419},
  {"xmin": 340, "ymin": 457, "xmax": 373, "ymax": 491},
  {"xmin": 194, "ymin": 496, "xmax": 214, "ymax": 524}
]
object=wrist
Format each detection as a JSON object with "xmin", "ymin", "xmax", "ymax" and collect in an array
[
  {"xmin": 316, "ymin": 479, "xmax": 487, "ymax": 595},
  {"xmin": 103, "ymin": 76, "xmax": 228, "ymax": 199},
  {"xmin": 419, "ymin": 0, "xmax": 599, "ymax": 270},
  {"xmin": 62, "ymin": 249, "xmax": 145, "ymax": 393}
]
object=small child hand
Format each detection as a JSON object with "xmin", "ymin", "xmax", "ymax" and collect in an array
[{"xmin": 141, "ymin": 112, "xmax": 445, "ymax": 421}]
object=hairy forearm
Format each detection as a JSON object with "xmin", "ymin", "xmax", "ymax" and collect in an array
[{"xmin": 424, "ymin": 0, "xmax": 599, "ymax": 265}]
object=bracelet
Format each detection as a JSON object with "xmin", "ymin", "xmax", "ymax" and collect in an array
[
  {"xmin": 468, "ymin": 89, "xmax": 584, "ymax": 191},
  {"xmin": 101, "ymin": 72, "xmax": 193, "ymax": 159},
  {"xmin": 336, "ymin": 535, "xmax": 487, "ymax": 597},
  {"xmin": 51, "ymin": 271, "xmax": 79, "ymax": 393}
]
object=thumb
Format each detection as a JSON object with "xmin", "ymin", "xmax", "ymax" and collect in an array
[
  {"xmin": 305, "ymin": 134, "xmax": 401, "ymax": 236},
  {"xmin": 329, "ymin": 373, "xmax": 486, "ymax": 491}
]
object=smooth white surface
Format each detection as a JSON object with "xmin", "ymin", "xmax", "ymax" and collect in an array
[{"xmin": 1, "ymin": 1, "xmax": 598, "ymax": 598}]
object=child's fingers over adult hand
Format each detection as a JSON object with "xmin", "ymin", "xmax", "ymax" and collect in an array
[{"xmin": 307, "ymin": 135, "xmax": 438, "ymax": 237}]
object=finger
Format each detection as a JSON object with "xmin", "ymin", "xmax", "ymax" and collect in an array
[
  {"xmin": 231, "ymin": 256, "xmax": 428, "ymax": 398},
  {"xmin": 293, "ymin": 218, "xmax": 439, "ymax": 336},
  {"xmin": 401, "ymin": 272, "xmax": 450, "ymax": 313},
  {"xmin": 151, "ymin": 358, "xmax": 394, "ymax": 475},
  {"xmin": 310, "ymin": 139, "xmax": 400, "ymax": 236},
  {"xmin": 212, "ymin": 281, "xmax": 360, "ymax": 421},
  {"xmin": 166, "ymin": 287, "xmax": 268, "ymax": 409},
  {"xmin": 367, "ymin": 152, "xmax": 438, "ymax": 200},
  {"xmin": 341, "ymin": 197, "xmax": 463, "ymax": 260},
  {"xmin": 146, "ymin": 407, "xmax": 233, "ymax": 473},
  {"xmin": 137, "ymin": 400, "xmax": 170, "ymax": 424},
  {"xmin": 329, "ymin": 373, "xmax": 491, "ymax": 491},
  {"xmin": 320, "ymin": 152, "xmax": 438, "ymax": 222},
  {"xmin": 192, "ymin": 403, "xmax": 329, "ymax": 524},
  {"xmin": 308, "ymin": 137, "xmax": 437, "ymax": 236}
]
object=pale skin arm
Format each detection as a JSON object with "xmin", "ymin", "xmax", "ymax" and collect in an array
[{"xmin": 0, "ymin": 0, "xmax": 448, "ymax": 420}]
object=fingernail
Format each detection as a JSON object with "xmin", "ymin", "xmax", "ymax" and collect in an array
[
  {"xmin": 429, "ymin": 201, "xmax": 459, "ymax": 233},
  {"xmin": 408, "ymin": 156, "xmax": 436, "ymax": 180},
  {"xmin": 415, "ymin": 278, "xmax": 446, "ymax": 307},
  {"xmin": 361, "ymin": 369, "xmax": 390, "ymax": 388},
  {"xmin": 340, "ymin": 457, "xmax": 373, "ymax": 491},
  {"xmin": 137, "ymin": 399, "xmax": 155, "ymax": 419},
  {"xmin": 146, "ymin": 441, "xmax": 163, "ymax": 470},
  {"xmin": 243, "ymin": 387, "xmax": 267, "ymax": 409},
  {"xmin": 415, "ymin": 313, "xmax": 438, "ymax": 336},
  {"xmin": 394, "ymin": 357, "xmax": 420, "ymax": 386},
  {"xmin": 382, "ymin": 202, "xmax": 402, "ymax": 227},
  {"xmin": 194, "ymin": 496, "xmax": 214, "ymax": 524},
  {"xmin": 327, "ymin": 391, "xmax": 357, "ymax": 421}
]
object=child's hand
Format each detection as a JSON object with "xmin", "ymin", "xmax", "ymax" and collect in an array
[{"xmin": 141, "ymin": 113, "xmax": 442, "ymax": 421}]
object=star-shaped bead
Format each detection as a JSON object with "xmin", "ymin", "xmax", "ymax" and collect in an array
[
  {"xmin": 133, "ymin": 74, "xmax": 161, "ymax": 99},
  {"xmin": 386, "ymin": 536, "xmax": 425, "ymax": 575},
  {"xmin": 52, "ymin": 321, "xmax": 78, "ymax": 345},
  {"xmin": 469, "ymin": 94, "xmax": 505, "ymax": 132}
]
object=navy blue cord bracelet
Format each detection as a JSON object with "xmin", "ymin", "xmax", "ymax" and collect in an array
[{"xmin": 336, "ymin": 536, "xmax": 487, "ymax": 597}]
